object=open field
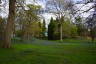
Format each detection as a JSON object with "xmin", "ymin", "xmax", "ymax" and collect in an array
[{"xmin": 0, "ymin": 39, "xmax": 96, "ymax": 64}]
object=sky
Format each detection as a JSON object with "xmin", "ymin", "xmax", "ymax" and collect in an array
[
  {"xmin": 36, "ymin": 0, "xmax": 93, "ymax": 24},
  {"xmin": 0, "ymin": 0, "xmax": 94, "ymax": 25}
]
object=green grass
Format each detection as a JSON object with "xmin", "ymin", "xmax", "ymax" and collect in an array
[{"xmin": 0, "ymin": 39, "xmax": 96, "ymax": 64}]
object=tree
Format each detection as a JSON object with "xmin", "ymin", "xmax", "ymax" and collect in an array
[
  {"xmin": 59, "ymin": 16, "xmax": 77, "ymax": 38},
  {"xmin": 46, "ymin": 0, "xmax": 74, "ymax": 41},
  {"xmin": 85, "ymin": 0, "xmax": 96, "ymax": 42},
  {"xmin": 3, "ymin": 0, "xmax": 16, "ymax": 48},
  {"xmin": 42, "ymin": 19, "xmax": 46, "ymax": 38},
  {"xmin": 38, "ymin": 21, "xmax": 43, "ymax": 38},
  {"xmin": 28, "ymin": 21, "xmax": 42, "ymax": 38},
  {"xmin": 75, "ymin": 16, "xmax": 88, "ymax": 37},
  {"xmin": 86, "ymin": 12, "xmax": 96, "ymax": 42},
  {"xmin": 48, "ymin": 16, "xmax": 78, "ymax": 40},
  {"xmin": 15, "ymin": 4, "xmax": 41, "ymax": 41},
  {"xmin": 48, "ymin": 17, "xmax": 55, "ymax": 40},
  {"xmin": 70, "ymin": 23, "xmax": 77, "ymax": 38}
]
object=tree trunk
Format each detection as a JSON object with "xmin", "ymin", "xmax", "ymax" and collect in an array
[
  {"xmin": 3, "ymin": 0, "xmax": 16, "ymax": 48},
  {"xmin": 0, "ymin": 18, "xmax": 5, "ymax": 47}
]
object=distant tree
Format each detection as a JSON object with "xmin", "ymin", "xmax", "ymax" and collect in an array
[
  {"xmin": 70, "ymin": 23, "xmax": 78, "ymax": 38},
  {"xmin": 38, "ymin": 22, "xmax": 43, "ymax": 38},
  {"xmin": 75, "ymin": 16, "xmax": 88, "ymax": 38},
  {"xmin": 17, "ymin": 4, "xmax": 41, "ymax": 40},
  {"xmin": 42, "ymin": 19, "xmax": 46, "ymax": 38},
  {"xmin": 48, "ymin": 17, "xmax": 55, "ymax": 40},
  {"xmin": 48, "ymin": 16, "xmax": 78, "ymax": 40},
  {"xmin": 29, "ymin": 21, "xmax": 42, "ymax": 38},
  {"xmin": 61, "ymin": 17, "xmax": 77, "ymax": 38},
  {"xmin": 85, "ymin": 0, "xmax": 96, "ymax": 42},
  {"xmin": 86, "ymin": 13, "xmax": 96, "ymax": 42}
]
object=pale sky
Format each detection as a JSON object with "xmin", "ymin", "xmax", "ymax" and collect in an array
[
  {"xmin": 0, "ymin": 0, "xmax": 94, "ymax": 24},
  {"xmin": 38, "ymin": 0, "xmax": 93, "ymax": 24}
]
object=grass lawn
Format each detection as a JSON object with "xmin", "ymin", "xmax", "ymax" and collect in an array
[{"xmin": 0, "ymin": 39, "xmax": 96, "ymax": 64}]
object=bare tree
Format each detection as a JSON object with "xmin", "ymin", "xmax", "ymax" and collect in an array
[{"xmin": 85, "ymin": 0, "xmax": 96, "ymax": 42}]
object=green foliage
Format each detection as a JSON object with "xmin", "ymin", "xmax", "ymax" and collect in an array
[
  {"xmin": 15, "ymin": 4, "xmax": 42, "ymax": 40},
  {"xmin": 48, "ymin": 16, "xmax": 78, "ymax": 40},
  {"xmin": 62, "ymin": 19, "xmax": 77, "ymax": 38},
  {"xmin": 16, "ymin": 21, "xmax": 43, "ymax": 39},
  {"xmin": 70, "ymin": 24, "xmax": 78, "ymax": 37},
  {"xmin": 38, "ymin": 22, "xmax": 43, "ymax": 38},
  {"xmin": 27, "ymin": 4, "xmax": 41, "ymax": 11}
]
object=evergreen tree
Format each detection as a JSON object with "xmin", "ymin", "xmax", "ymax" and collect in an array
[
  {"xmin": 42, "ymin": 19, "xmax": 46, "ymax": 38},
  {"xmin": 48, "ymin": 17, "xmax": 55, "ymax": 40}
]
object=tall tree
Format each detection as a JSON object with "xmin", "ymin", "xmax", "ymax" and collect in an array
[
  {"xmin": 46, "ymin": 0, "xmax": 74, "ymax": 41},
  {"xmin": 85, "ymin": 0, "xmax": 96, "ymax": 42},
  {"xmin": 3, "ymin": 0, "xmax": 16, "ymax": 48},
  {"xmin": 14, "ymin": 4, "xmax": 40, "ymax": 41},
  {"xmin": 48, "ymin": 17, "xmax": 55, "ymax": 40},
  {"xmin": 42, "ymin": 19, "xmax": 46, "ymax": 38}
]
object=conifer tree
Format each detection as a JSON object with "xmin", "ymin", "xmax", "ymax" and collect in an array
[
  {"xmin": 48, "ymin": 17, "xmax": 55, "ymax": 40},
  {"xmin": 42, "ymin": 19, "xmax": 46, "ymax": 38}
]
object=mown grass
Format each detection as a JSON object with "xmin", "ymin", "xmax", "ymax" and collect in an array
[{"xmin": 0, "ymin": 39, "xmax": 96, "ymax": 64}]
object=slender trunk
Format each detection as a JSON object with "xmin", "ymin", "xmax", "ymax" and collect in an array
[{"xmin": 3, "ymin": 0, "xmax": 16, "ymax": 48}]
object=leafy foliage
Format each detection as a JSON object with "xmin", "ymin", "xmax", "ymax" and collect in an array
[{"xmin": 48, "ymin": 16, "xmax": 78, "ymax": 40}]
